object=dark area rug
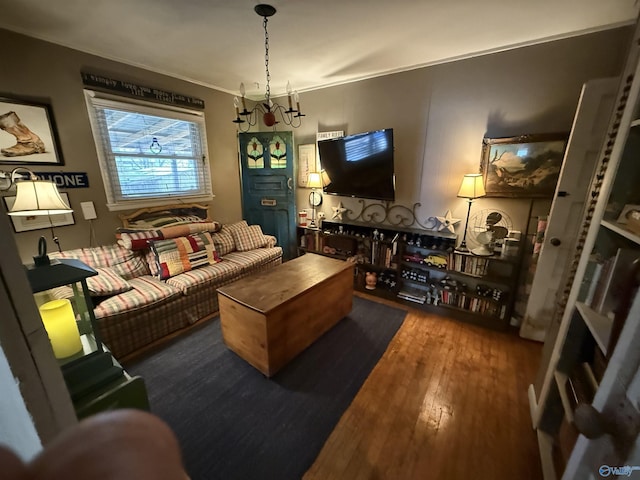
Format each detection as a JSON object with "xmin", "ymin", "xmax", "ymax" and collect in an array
[{"xmin": 127, "ymin": 295, "xmax": 406, "ymax": 480}]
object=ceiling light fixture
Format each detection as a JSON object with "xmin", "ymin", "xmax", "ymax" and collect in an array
[{"xmin": 233, "ymin": 4, "xmax": 304, "ymax": 131}]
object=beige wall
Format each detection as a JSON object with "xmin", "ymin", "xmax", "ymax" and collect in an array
[
  {"xmin": 0, "ymin": 28, "xmax": 242, "ymax": 262},
  {"xmin": 0, "ymin": 26, "xmax": 632, "ymax": 263},
  {"xmin": 293, "ymin": 27, "xmax": 632, "ymax": 239}
]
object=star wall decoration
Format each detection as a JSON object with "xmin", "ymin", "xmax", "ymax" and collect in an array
[
  {"xmin": 436, "ymin": 210, "xmax": 460, "ymax": 233},
  {"xmin": 332, "ymin": 202, "xmax": 347, "ymax": 220}
]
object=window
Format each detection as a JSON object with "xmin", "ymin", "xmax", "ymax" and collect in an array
[{"xmin": 84, "ymin": 91, "xmax": 212, "ymax": 210}]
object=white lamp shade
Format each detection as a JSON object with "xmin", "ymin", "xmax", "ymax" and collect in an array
[
  {"xmin": 38, "ymin": 298, "xmax": 82, "ymax": 359},
  {"xmin": 307, "ymin": 172, "xmax": 323, "ymax": 189},
  {"xmin": 8, "ymin": 180, "xmax": 73, "ymax": 216},
  {"xmin": 457, "ymin": 174, "xmax": 486, "ymax": 199}
]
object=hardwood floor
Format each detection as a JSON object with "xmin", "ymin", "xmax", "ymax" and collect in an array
[{"xmin": 304, "ymin": 293, "xmax": 543, "ymax": 480}]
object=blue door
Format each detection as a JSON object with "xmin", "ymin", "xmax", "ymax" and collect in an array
[{"xmin": 238, "ymin": 131, "xmax": 296, "ymax": 260}]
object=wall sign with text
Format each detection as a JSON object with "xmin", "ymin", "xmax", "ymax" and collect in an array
[{"xmin": 33, "ymin": 171, "xmax": 89, "ymax": 188}]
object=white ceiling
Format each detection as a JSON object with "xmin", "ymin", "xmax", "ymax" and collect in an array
[{"xmin": 1, "ymin": 1, "xmax": 638, "ymax": 99}]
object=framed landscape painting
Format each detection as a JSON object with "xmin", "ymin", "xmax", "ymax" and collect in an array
[
  {"xmin": 480, "ymin": 133, "xmax": 568, "ymax": 197},
  {"xmin": 0, "ymin": 97, "xmax": 64, "ymax": 165}
]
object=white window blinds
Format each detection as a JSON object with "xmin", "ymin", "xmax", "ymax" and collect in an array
[{"xmin": 85, "ymin": 91, "xmax": 212, "ymax": 209}]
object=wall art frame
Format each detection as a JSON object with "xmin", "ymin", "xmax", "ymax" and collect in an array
[
  {"xmin": 0, "ymin": 96, "xmax": 64, "ymax": 165},
  {"xmin": 479, "ymin": 133, "xmax": 568, "ymax": 198},
  {"xmin": 297, "ymin": 143, "xmax": 318, "ymax": 188},
  {"xmin": 3, "ymin": 192, "xmax": 74, "ymax": 232}
]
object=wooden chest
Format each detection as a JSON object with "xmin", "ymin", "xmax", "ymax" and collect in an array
[{"xmin": 217, "ymin": 254, "xmax": 354, "ymax": 376}]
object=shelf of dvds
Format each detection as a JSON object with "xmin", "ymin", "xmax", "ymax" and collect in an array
[{"xmin": 296, "ymin": 219, "xmax": 521, "ymax": 329}]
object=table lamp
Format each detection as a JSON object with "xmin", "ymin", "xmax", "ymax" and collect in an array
[
  {"xmin": 455, "ymin": 173, "xmax": 486, "ymax": 252},
  {"xmin": 2, "ymin": 167, "xmax": 72, "ymax": 252},
  {"xmin": 307, "ymin": 172, "xmax": 323, "ymax": 228}
]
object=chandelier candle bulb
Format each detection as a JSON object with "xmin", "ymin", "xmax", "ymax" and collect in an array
[
  {"xmin": 233, "ymin": 97, "xmax": 240, "ymax": 117},
  {"xmin": 239, "ymin": 83, "xmax": 247, "ymax": 111},
  {"xmin": 287, "ymin": 82, "xmax": 293, "ymax": 110},
  {"xmin": 38, "ymin": 298, "xmax": 82, "ymax": 359}
]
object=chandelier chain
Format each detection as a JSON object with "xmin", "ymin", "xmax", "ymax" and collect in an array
[
  {"xmin": 233, "ymin": 5, "xmax": 304, "ymax": 131},
  {"xmin": 263, "ymin": 16, "xmax": 271, "ymax": 104}
]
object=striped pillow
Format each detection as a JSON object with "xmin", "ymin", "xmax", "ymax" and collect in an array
[
  {"xmin": 86, "ymin": 267, "xmax": 132, "ymax": 296},
  {"xmin": 232, "ymin": 225, "xmax": 268, "ymax": 252},
  {"xmin": 149, "ymin": 232, "xmax": 221, "ymax": 280}
]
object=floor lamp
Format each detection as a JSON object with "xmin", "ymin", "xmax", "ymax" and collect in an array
[{"xmin": 455, "ymin": 173, "xmax": 486, "ymax": 252}]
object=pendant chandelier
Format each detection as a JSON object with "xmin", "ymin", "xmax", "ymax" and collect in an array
[{"xmin": 233, "ymin": 4, "xmax": 304, "ymax": 131}]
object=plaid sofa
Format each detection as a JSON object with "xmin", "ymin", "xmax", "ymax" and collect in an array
[{"xmin": 49, "ymin": 221, "xmax": 282, "ymax": 359}]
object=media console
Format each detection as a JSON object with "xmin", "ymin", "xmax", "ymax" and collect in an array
[{"xmin": 297, "ymin": 219, "xmax": 522, "ymax": 330}]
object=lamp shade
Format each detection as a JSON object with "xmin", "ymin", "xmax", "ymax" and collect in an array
[
  {"xmin": 307, "ymin": 172, "xmax": 323, "ymax": 189},
  {"xmin": 8, "ymin": 180, "xmax": 72, "ymax": 216},
  {"xmin": 38, "ymin": 298, "xmax": 82, "ymax": 359},
  {"xmin": 457, "ymin": 174, "xmax": 486, "ymax": 199}
]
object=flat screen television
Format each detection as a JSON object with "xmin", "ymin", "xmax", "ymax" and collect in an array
[{"xmin": 318, "ymin": 128, "xmax": 395, "ymax": 201}]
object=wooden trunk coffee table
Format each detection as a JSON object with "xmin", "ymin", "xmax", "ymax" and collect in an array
[{"xmin": 217, "ymin": 254, "xmax": 354, "ymax": 377}]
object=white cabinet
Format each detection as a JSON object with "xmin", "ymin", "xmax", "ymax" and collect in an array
[{"xmin": 529, "ymin": 15, "xmax": 640, "ymax": 480}]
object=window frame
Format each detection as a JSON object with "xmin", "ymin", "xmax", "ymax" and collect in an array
[{"xmin": 84, "ymin": 89, "xmax": 214, "ymax": 211}]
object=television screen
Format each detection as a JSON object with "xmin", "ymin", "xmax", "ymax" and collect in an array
[{"xmin": 318, "ymin": 128, "xmax": 395, "ymax": 201}]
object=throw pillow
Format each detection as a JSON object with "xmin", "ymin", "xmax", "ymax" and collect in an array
[
  {"xmin": 221, "ymin": 220, "xmax": 248, "ymax": 234},
  {"xmin": 150, "ymin": 232, "xmax": 221, "ymax": 280},
  {"xmin": 210, "ymin": 230, "xmax": 235, "ymax": 256},
  {"xmin": 86, "ymin": 267, "xmax": 133, "ymax": 297},
  {"xmin": 221, "ymin": 220, "xmax": 249, "ymax": 252},
  {"xmin": 232, "ymin": 225, "xmax": 268, "ymax": 252}
]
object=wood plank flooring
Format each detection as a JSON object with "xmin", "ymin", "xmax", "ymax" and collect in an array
[{"xmin": 304, "ymin": 293, "xmax": 543, "ymax": 480}]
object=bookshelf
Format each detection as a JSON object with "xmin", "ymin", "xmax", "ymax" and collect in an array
[
  {"xmin": 297, "ymin": 219, "xmax": 521, "ymax": 329},
  {"xmin": 530, "ymin": 17, "xmax": 640, "ymax": 479}
]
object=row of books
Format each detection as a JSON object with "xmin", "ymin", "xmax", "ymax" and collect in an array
[
  {"xmin": 579, "ymin": 248, "xmax": 639, "ymax": 315},
  {"xmin": 300, "ymin": 231, "xmax": 323, "ymax": 253},
  {"xmin": 371, "ymin": 239, "xmax": 399, "ymax": 269},
  {"xmin": 447, "ymin": 253, "xmax": 490, "ymax": 276},
  {"xmin": 439, "ymin": 290, "xmax": 505, "ymax": 318},
  {"xmin": 396, "ymin": 286, "xmax": 506, "ymax": 319}
]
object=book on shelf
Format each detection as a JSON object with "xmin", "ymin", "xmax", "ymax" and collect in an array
[
  {"xmin": 598, "ymin": 248, "xmax": 640, "ymax": 317},
  {"xmin": 590, "ymin": 248, "xmax": 640, "ymax": 315},
  {"xmin": 589, "ymin": 255, "xmax": 615, "ymax": 312},
  {"xmin": 579, "ymin": 257, "xmax": 603, "ymax": 306},
  {"xmin": 448, "ymin": 253, "xmax": 489, "ymax": 276}
]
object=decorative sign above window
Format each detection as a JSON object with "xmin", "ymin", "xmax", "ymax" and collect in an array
[
  {"xmin": 81, "ymin": 72, "xmax": 205, "ymax": 110},
  {"xmin": 34, "ymin": 171, "xmax": 89, "ymax": 188}
]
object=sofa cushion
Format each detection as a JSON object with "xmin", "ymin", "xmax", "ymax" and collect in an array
[
  {"xmin": 210, "ymin": 230, "xmax": 235, "ymax": 256},
  {"xmin": 232, "ymin": 224, "xmax": 268, "ymax": 252},
  {"xmin": 49, "ymin": 245, "xmax": 150, "ymax": 280},
  {"xmin": 149, "ymin": 232, "xmax": 220, "ymax": 280},
  {"xmin": 94, "ymin": 276, "xmax": 182, "ymax": 319},
  {"xmin": 166, "ymin": 261, "xmax": 243, "ymax": 295},
  {"xmin": 222, "ymin": 247, "xmax": 283, "ymax": 273},
  {"xmin": 86, "ymin": 267, "xmax": 132, "ymax": 296}
]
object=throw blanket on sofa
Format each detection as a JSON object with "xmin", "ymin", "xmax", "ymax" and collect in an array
[{"xmin": 116, "ymin": 221, "xmax": 221, "ymax": 250}]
